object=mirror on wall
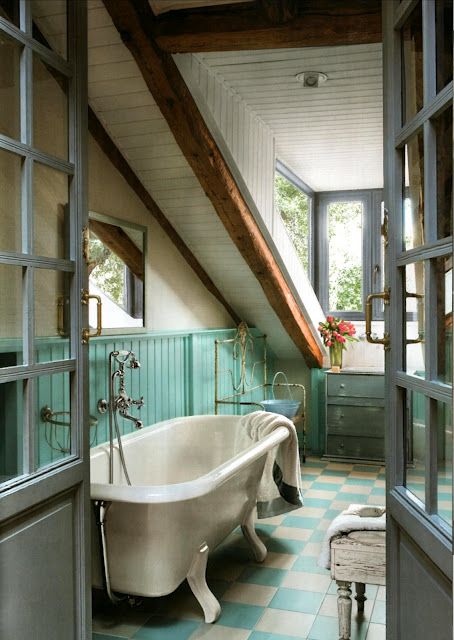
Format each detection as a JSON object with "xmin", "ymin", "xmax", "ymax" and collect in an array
[{"xmin": 88, "ymin": 212, "xmax": 146, "ymax": 330}]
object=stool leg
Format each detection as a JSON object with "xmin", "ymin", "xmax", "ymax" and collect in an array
[
  {"xmin": 337, "ymin": 580, "xmax": 352, "ymax": 640},
  {"xmin": 355, "ymin": 582, "xmax": 366, "ymax": 613}
]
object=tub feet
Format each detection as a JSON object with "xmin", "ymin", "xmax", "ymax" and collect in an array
[
  {"xmin": 242, "ymin": 508, "xmax": 267, "ymax": 563},
  {"xmin": 187, "ymin": 543, "xmax": 221, "ymax": 624}
]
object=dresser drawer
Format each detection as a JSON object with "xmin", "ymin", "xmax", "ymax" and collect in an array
[
  {"xmin": 327, "ymin": 374, "xmax": 384, "ymax": 399},
  {"xmin": 326, "ymin": 435, "xmax": 384, "ymax": 461},
  {"xmin": 327, "ymin": 405, "xmax": 385, "ymax": 438}
]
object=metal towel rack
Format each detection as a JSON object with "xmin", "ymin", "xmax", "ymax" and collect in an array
[{"xmin": 40, "ymin": 405, "xmax": 98, "ymax": 453}]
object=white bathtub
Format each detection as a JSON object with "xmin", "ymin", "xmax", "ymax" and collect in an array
[{"xmin": 90, "ymin": 414, "xmax": 290, "ymax": 622}]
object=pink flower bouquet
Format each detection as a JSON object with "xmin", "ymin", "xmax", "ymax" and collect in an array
[{"xmin": 318, "ymin": 316, "xmax": 358, "ymax": 349}]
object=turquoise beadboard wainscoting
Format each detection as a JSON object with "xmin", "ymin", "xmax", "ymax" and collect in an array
[{"xmin": 18, "ymin": 327, "xmax": 271, "ymax": 469}]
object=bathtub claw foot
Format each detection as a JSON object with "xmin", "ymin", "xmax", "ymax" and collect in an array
[
  {"xmin": 242, "ymin": 508, "xmax": 267, "ymax": 563},
  {"xmin": 187, "ymin": 543, "xmax": 221, "ymax": 624}
]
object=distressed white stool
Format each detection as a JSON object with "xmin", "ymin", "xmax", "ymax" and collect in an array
[{"xmin": 330, "ymin": 530, "xmax": 386, "ymax": 640}]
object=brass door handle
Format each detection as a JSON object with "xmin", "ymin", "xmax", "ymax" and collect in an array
[
  {"xmin": 81, "ymin": 289, "xmax": 102, "ymax": 344},
  {"xmin": 365, "ymin": 288, "xmax": 390, "ymax": 348}
]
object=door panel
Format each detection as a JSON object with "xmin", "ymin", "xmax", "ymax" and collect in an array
[
  {"xmin": 384, "ymin": 1, "xmax": 452, "ymax": 638},
  {"xmin": 0, "ymin": 2, "xmax": 89, "ymax": 638}
]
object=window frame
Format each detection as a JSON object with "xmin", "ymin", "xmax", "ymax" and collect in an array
[
  {"xmin": 275, "ymin": 160, "xmax": 315, "ymax": 284},
  {"xmin": 315, "ymin": 188, "xmax": 384, "ymax": 320}
]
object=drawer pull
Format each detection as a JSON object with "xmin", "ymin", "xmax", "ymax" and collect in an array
[{"xmin": 340, "ymin": 384, "xmax": 345, "ymax": 389}]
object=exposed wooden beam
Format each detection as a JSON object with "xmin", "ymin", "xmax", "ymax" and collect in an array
[
  {"xmin": 89, "ymin": 219, "xmax": 144, "ymax": 280},
  {"xmin": 103, "ymin": 0, "xmax": 323, "ymax": 368},
  {"xmin": 148, "ymin": 0, "xmax": 382, "ymax": 53},
  {"xmin": 87, "ymin": 107, "xmax": 240, "ymax": 325}
]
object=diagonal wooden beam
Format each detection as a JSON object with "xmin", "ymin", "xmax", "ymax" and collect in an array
[
  {"xmin": 148, "ymin": 0, "xmax": 382, "ymax": 53},
  {"xmin": 103, "ymin": 0, "xmax": 323, "ymax": 368},
  {"xmin": 89, "ymin": 219, "xmax": 144, "ymax": 280},
  {"xmin": 88, "ymin": 107, "xmax": 241, "ymax": 325}
]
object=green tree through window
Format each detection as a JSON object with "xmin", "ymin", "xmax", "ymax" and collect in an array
[{"xmin": 274, "ymin": 174, "xmax": 310, "ymax": 274}]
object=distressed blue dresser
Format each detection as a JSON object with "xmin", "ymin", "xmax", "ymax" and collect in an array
[{"xmin": 325, "ymin": 370, "xmax": 385, "ymax": 462}]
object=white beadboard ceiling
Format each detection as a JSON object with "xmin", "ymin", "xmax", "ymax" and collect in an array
[{"xmin": 196, "ymin": 45, "xmax": 383, "ymax": 191}]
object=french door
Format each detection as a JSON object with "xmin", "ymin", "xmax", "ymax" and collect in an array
[
  {"xmin": 0, "ymin": 2, "xmax": 90, "ymax": 638},
  {"xmin": 383, "ymin": 1, "xmax": 453, "ymax": 638}
]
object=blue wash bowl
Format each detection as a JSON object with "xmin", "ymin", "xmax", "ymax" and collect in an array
[{"xmin": 260, "ymin": 399, "xmax": 301, "ymax": 419}]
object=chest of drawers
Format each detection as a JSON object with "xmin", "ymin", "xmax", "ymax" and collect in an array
[{"xmin": 325, "ymin": 370, "xmax": 385, "ymax": 462}]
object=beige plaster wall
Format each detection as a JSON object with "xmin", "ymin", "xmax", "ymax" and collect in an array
[{"xmin": 88, "ymin": 137, "xmax": 234, "ymax": 331}]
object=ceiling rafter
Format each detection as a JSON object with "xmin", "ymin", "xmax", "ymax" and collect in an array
[
  {"xmin": 147, "ymin": 0, "xmax": 382, "ymax": 53},
  {"xmin": 102, "ymin": 0, "xmax": 324, "ymax": 367}
]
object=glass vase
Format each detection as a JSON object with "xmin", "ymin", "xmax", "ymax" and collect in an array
[{"xmin": 329, "ymin": 342, "xmax": 343, "ymax": 371}]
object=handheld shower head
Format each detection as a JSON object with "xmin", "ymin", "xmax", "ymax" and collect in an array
[{"xmin": 128, "ymin": 356, "xmax": 141, "ymax": 369}]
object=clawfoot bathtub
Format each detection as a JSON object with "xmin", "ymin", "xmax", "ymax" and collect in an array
[{"xmin": 90, "ymin": 414, "xmax": 290, "ymax": 623}]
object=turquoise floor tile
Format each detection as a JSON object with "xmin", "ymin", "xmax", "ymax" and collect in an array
[
  {"xmin": 93, "ymin": 634, "xmax": 127, "ymax": 640},
  {"xmin": 292, "ymin": 556, "xmax": 328, "ymax": 575},
  {"xmin": 438, "ymin": 492, "xmax": 452, "ymax": 501},
  {"xmin": 324, "ymin": 508, "xmax": 342, "ymax": 520},
  {"xmin": 305, "ymin": 461, "xmax": 328, "ymax": 468},
  {"xmin": 438, "ymin": 477, "xmax": 453, "ymax": 486},
  {"xmin": 345, "ymin": 477, "xmax": 375, "ymax": 486},
  {"xmin": 301, "ymin": 474, "xmax": 319, "ymax": 482},
  {"xmin": 321, "ymin": 469, "xmax": 347, "ymax": 477},
  {"xmin": 270, "ymin": 588, "xmax": 324, "ymax": 615},
  {"xmin": 282, "ymin": 516, "xmax": 319, "ymax": 529},
  {"xmin": 249, "ymin": 632, "xmax": 306, "ymax": 640},
  {"xmin": 311, "ymin": 482, "xmax": 343, "ymax": 492},
  {"xmin": 309, "ymin": 530, "xmax": 326, "ymax": 542},
  {"xmin": 239, "ymin": 566, "xmax": 287, "ymax": 586},
  {"xmin": 307, "ymin": 614, "xmax": 339, "ymax": 639},
  {"xmin": 302, "ymin": 498, "xmax": 332, "ymax": 508},
  {"xmin": 267, "ymin": 537, "xmax": 307, "ymax": 554},
  {"xmin": 217, "ymin": 601, "xmax": 264, "ymax": 629},
  {"xmin": 371, "ymin": 600, "xmax": 386, "ymax": 624},
  {"xmin": 371, "ymin": 487, "xmax": 385, "ymax": 496},
  {"xmin": 132, "ymin": 617, "xmax": 200, "ymax": 640},
  {"xmin": 337, "ymin": 492, "xmax": 370, "ymax": 503},
  {"xmin": 353, "ymin": 465, "xmax": 381, "ymax": 473},
  {"xmin": 256, "ymin": 524, "xmax": 278, "ymax": 536}
]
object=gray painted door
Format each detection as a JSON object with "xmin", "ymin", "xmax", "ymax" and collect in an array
[
  {"xmin": 0, "ymin": 2, "xmax": 90, "ymax": 639},
  {"xmin": 383, "ymin": 1, "xmax": 453, "ymax": 638}
]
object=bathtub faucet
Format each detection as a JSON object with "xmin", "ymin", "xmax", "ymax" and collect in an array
[{"xmin": 108, "ymin": 350, "xmax": 145, "ymax": 484}]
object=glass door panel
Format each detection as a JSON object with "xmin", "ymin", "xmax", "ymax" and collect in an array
[
  {"xmin": 435, "ymin": 255, "xmax": 452, "ymax": 384},
  {"xmin": 0, "ymin": 379, "xmax": 24, "ymax": 483},
  {"xmin": 34, "ymin": 268, "xmax": 71, "ymax": 362},
  {"xmin": 436, "ymin": 0, "xmax": 453, "ymax": 92},
  {"xmin": 36, "ymin": 370, "xmax": 71, "ymax": 470},
  {"xmin": 0, "ymin": 31, "xmax": 21, "ymax": 140},
  {"xmin": 0, "ymin": 264, "xmax": 23, "ymax": 366},
  {"xmin": 404, "ymin": 262, "xmax": 425, "ymax": 377},
  {"xmin": 437, "ymin": 400, "xmax": 452, "ymax": 526},
  {"xmin": 0, "ymin": 0, "xmax": 20, "ymax": 27},
  {"xmin": 31, "ymin": 0, "xmax": 67, "ymax": 60},
  {"xmin": 403, "ymin": 131, "xmax": 425, "ymax": 251},
  {"xmin": 401, "ymin": 1, "xmax": 423, "ymax": 125},
  {"xmin": 33, "ymin": 162, "xmax": 70, "ymax": 259},
  {"xmin": 33, "ymin": 53, "xmax": 68, "ymax": 160},
  {"xmin": 0, "ymin": 148, "xmax": 22, "ymax": 253},
  {"xmin": 405, "ymin": 390, "xmax": 426, "ymax": 504},
  {"xmin": 436, "ymin": 105, "xmax": 453, "ymax": 240}
]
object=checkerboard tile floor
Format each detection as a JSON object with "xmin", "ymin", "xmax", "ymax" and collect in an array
[{"xmin": 92, "ymin": 458, "xmax": 386, "ymax": 640}]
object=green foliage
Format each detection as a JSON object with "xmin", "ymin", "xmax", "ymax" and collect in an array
[
  {"xmin": 89, "ymin": 236, "xmax": 125, "ymax": 306},
  {"xmin": 274, "ymin": 174, "xmax": 310, "ymax": 273},
  {"xmin": 328, "ymin": 201, "xmax": 363, "ymax": 311}
]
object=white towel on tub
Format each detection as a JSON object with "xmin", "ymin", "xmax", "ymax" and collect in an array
[
  {"xmin": 318, "ymin": 503, "xmax": 386, "ymax": 569},
  {"xmin": 239, "ymin": 411, "xmax": 303, "ymax": 518}
]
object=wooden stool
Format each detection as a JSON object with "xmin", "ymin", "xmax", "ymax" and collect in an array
[{"xmin": 330, "ymin": 530, "xmax": 385, "ymax": 640}]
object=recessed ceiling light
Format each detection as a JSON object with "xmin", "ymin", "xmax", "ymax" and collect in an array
[{"xmin": 295, "ymin": 71, "xmax": 328, "ymax": 88}]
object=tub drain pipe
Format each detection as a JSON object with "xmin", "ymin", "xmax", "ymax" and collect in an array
[{"xmin": 94, "ymin": 500, "xmax": 126, "ymax": 605}]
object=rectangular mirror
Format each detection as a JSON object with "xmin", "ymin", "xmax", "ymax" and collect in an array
[{"xmin": 88, "ymin": 212, "xmax": 145, "ymax": 330}]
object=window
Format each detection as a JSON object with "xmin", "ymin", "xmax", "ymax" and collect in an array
[
  {"xmin": 317, "ymin": 190, "xmax": 383, "ymax": 320},
  {"xmin": 274, "ymin": 161, "xmax": 313, "ymax": 281}
]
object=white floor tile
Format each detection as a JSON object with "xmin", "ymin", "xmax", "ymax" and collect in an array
[{"xmin": 255, "ymin": 608, "xmax": 315, "ymax": 638}]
